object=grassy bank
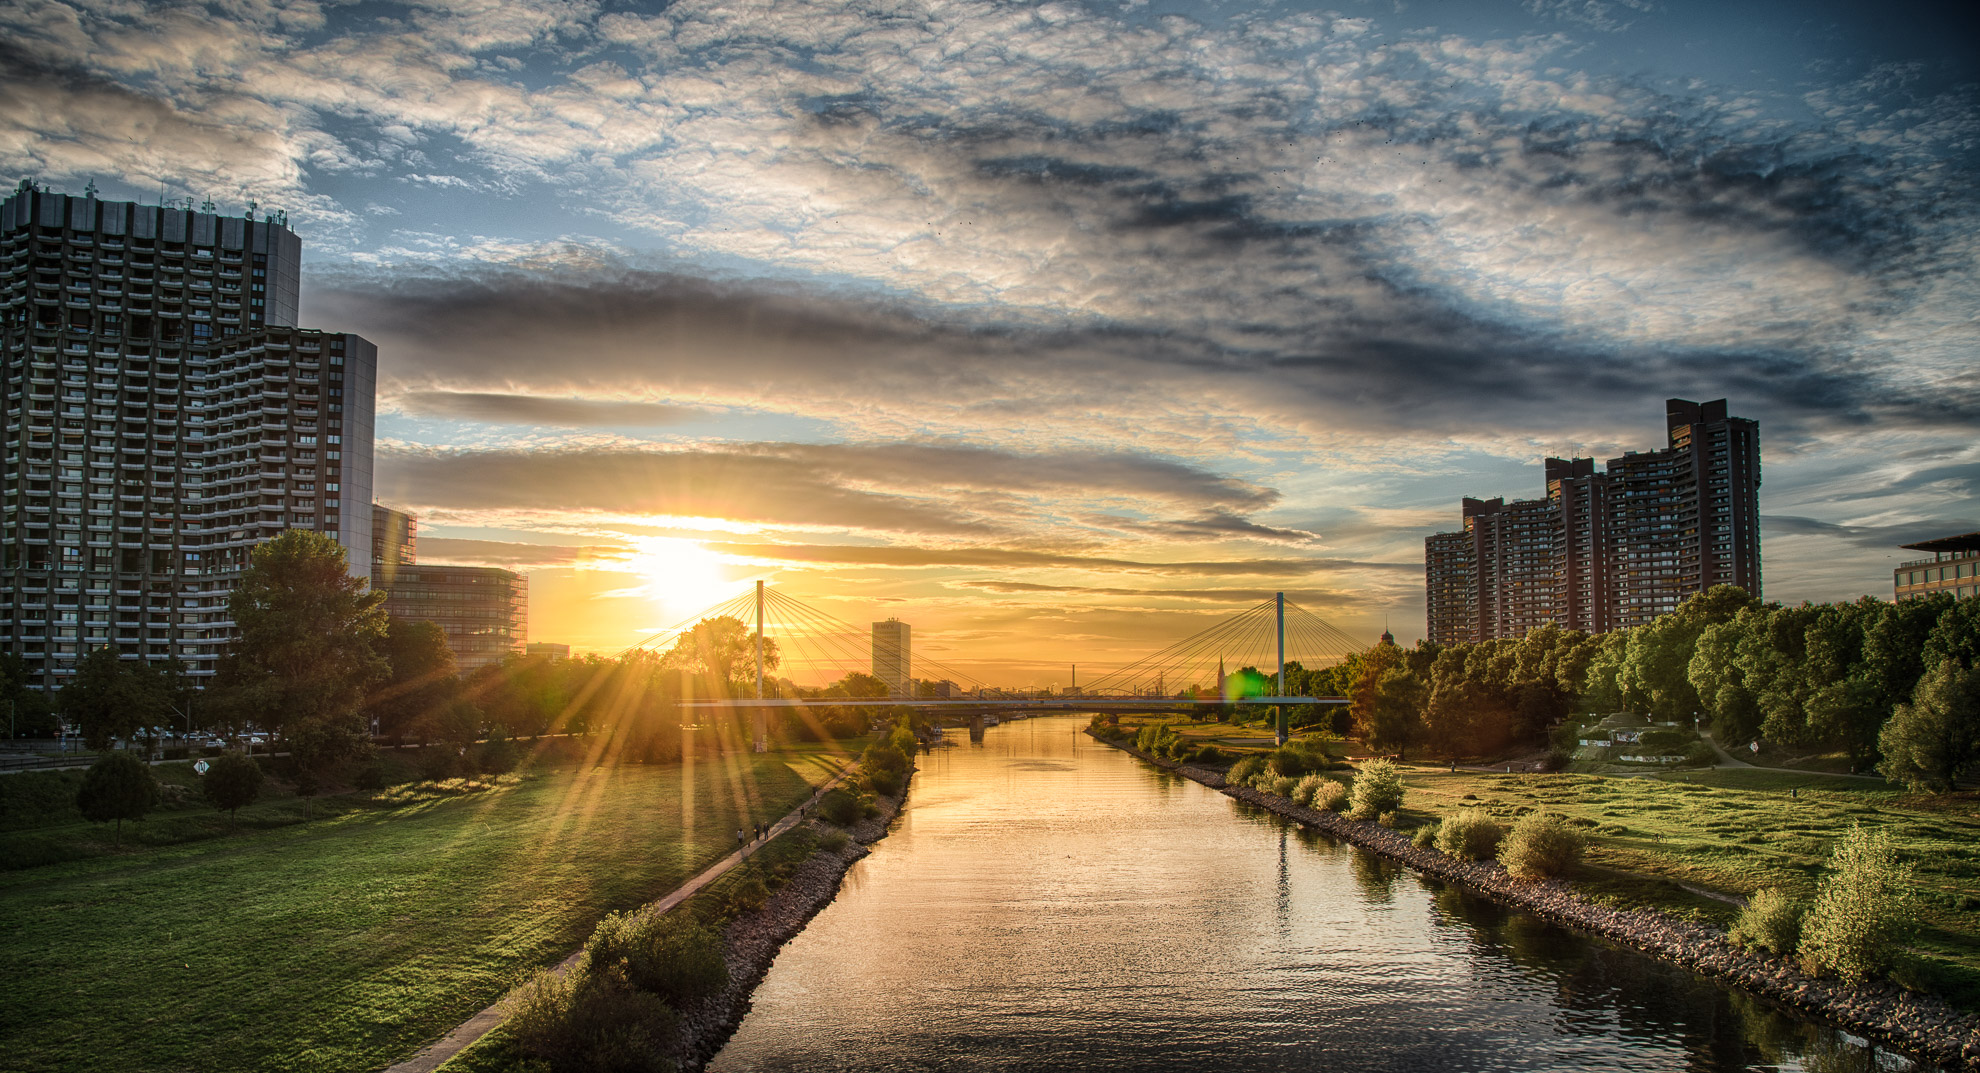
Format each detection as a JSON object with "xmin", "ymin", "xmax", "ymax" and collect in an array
[
  {"xmin": 1099, "ymin": 714, "xmax": 1980, "ymax": 1007},
  {"xmin": 0, "ymin": 744, "xmax": 852, "ymax": 1073},
  {"xmin": 1391, "ymin": 765, "xmax": 1980, "ymax": 1004}
]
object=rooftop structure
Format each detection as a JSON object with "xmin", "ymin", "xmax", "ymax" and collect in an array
[{"xmin": 1895, "ymin": 530, "xmax": 1980, "ymax": 602}]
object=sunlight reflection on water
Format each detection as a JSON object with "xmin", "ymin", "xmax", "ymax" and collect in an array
[{"xmin": 710, "ymin": 716, "xmax": 1917, "ymax": 1073}]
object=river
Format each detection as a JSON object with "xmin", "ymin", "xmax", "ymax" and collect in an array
[{"xmin": 710, "ymin": 715, "xmax": 1914, "ymax": 1072}]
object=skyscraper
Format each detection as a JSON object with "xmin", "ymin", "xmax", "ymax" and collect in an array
[
  {"xmin": 1, "ymin": 185, "xmax": 375, "ymax": 687},
  {"xmin": 871, "ymin": 618, "xmax": 911, "ymax": 696},
  {"xmin": 1423, "ymin": 398, "xmax": 1760, "ymax": 643}
]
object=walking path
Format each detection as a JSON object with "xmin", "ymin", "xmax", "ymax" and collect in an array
[{"xmin": 384, "ymin": 763, "xmax": 855, "ymax": 1073}]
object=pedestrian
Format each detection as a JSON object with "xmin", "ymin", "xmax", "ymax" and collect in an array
[{"xmin": 736, "ymin": 827, "xmax": 744, "ymax": 849}]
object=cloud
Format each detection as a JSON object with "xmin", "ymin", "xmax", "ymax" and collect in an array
[
  {"xmin": 395, "ymin": 391, "xmax": 703, "ymax": 428},
  {"xmin": 701, "ymin": 541, "xmax": 1388, "ymax": 578},
  {"xmin": 375, "ymin": 441, "xmax": 1298, "ymax": 542},
  {"xmin": 409, "ymin": 537, "xmax": 599, "ymax": 567},
  {"xmin": 1762, "ymin": 515, "xmax": 1979, "ymax": 552}
]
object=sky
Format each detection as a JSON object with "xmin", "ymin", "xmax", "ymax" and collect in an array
[{"xmin": 4, "ymin": 0, "xmax": 1977, "ymax": 686}]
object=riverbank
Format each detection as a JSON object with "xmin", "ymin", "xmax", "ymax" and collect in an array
[
  {"xmin": 1091, "ymin": 731, "xmax": 1980, "ymax": 1071},
  {"xmin": 674, "ymin": 774, "xmax": 911, "ymax": 1072}
]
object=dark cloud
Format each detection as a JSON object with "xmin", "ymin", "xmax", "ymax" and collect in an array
[
  {"xmin": 376, "ymin": 442, "xmax": 1291, "ymax": 539},
  {"xmin": 396, "ymin": 391, "xmax": 703, "ymax": 427},
  {"xmin": 703, "ymin": 541, "xmax": 1385, "ymax": 577},
  {"xmin": 1762, "ymin": 515, "xmax": 1980, "ymax": 551},
  {"xmin": 410, "ymin": 537, "xmax": 598, "ymax": 566}
]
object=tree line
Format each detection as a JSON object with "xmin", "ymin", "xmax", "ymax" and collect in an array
[
  {"xmin": 1339, "ymin": 586, "xmax": 1980, "ymax": 791},
  {"xmin": 33, "ymin": 532, "xmax": 898, "ymax": 782}
]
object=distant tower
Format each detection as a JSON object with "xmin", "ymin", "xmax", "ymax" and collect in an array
[{"xmin": 871, "ymin": 618, "xmax": 912, "ymax": 697}]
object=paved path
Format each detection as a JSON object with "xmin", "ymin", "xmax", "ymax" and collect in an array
[{"xmin": 384, "ymin": 764, "xmax": 855, "ymax": 1073}]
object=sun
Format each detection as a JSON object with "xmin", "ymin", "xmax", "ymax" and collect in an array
[{"xmin": 619, "ymin": 537, "xmax": 741, "ymax": 617}]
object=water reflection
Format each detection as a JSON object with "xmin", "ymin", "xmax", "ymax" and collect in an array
[{"xmin": 711, "ymin": 716, "xmax": 1922, "ymax": 1073}]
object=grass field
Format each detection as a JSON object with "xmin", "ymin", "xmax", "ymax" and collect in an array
[
  {"xmin": 1106, "ymin": 714, "xmax": 1980, "ymax": 1007},
  {"xmin": 0, "ymin": 744, "xmax": 853, "ymax": 1073},
  {"xmin": 1391, "ymin": 765, "xmax": 1980, "ymax": 1004}
]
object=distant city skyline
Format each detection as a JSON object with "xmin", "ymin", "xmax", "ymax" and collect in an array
[{"xmin": 4, "ymin": 0, "xmax": 1974, "ymax": 680}]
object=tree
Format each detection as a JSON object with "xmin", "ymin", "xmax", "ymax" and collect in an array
[
  {"xmin": 0, "ymin": 653, "xmax": 57, "ymax": 738},
  {"xmin": 202, "ymin": 751, "xmax": 265, "ymax": 826},
  {"xmin": 219, "ymin": 530, "xmax": 387, "ymax": 768},
  {"xmin": 75, "ymin": 750, "xmax": 158, "ymax": 842},
  {"xmin": 60, "ymin": 647, "xmax": 175, "ymax": 751},
  {"xmin": 369, "ymin": 619, "xmax": 458, "ymax": 742},
  {"xmin": 1620, "ymin": 585, "xmax": 1757, "ymax": 721},
  {"xmin": 1877, "ymin": 659, "xmax": 1980, "ymax": 793},
  {"xmin": 1363, "ymin": 664, "xmax": 1425, "ymax": 757},
  {"xmin": 661, "ymin": 615, "xmax": 780, "ymax": 697}
]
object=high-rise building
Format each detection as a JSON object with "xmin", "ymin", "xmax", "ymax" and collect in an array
[
  {"xmin": 871, "ymin": 618, "xmax": 911, "ymax": 696},
  {"xmin": 378, "ymin": 565, "xmax": 528, "ymax": 672},
  {"xmin": 1423, "ymin": 398, "xmax": 1761, "ymax": 643},
  {"xmin": 1, "ymin": 184, "xmax": 374, "ymax": 686}
]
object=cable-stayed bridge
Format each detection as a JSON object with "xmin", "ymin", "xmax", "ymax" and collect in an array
[{"xmin": 624, "ymin": 584, "xmax": 1368, "ymax": 748}]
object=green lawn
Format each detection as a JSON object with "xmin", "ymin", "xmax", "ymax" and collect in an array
[
  {"xmin": 0, "ymin": 745, "xmax": 851, "ymax": 1073},
  {"xmin": 1394, "ymin": 766, "xmax": 1980, "ymax": 1005}
]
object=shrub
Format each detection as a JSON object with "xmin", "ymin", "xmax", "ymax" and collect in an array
[
  {"xmin": 1348, "ymin": 759, "xmax": 1404, "ymax": 820},
  {"xmin": 75, "ymin": 751, "xmax": 159, "ymax": 841},
  {"xmin": 1500, "ymin": 812, "xmax": 1586, "ymax": 880},
  {"xmin": 816, "ymin": 788, "xmax": 861, "ymax": 827},
  {"xmin": 1268, "ymin": 775, "xmax": 1298, "ymax": 798},
  {"xmin": 1291, "ymin": 774, "xmax": 1327, "ymax": 807},
  {"xmin": 480, "ymin": 736, "xmax": 520, "ymax": 776},
  {"xmin": 1728, "ymin": 889, "xmax": 1805, "ymax": 957},
  {"xmin": 1436, "ymin": 809, "xmax": 1504, "ymax": 861},
  {"xmin": 201, "ymin": 751, "xmax": 263, "ymax": 825},
  {"xmin": 354, "ymin": 764, "xmax": 389, "ymax": 791},
  {"xmin": 1538, "ymin": 748, "xmax": 1573, "ymax": 773},
  {"xmin": 865, "ymin": 767, "xmax": 903, "ymax": 797},
  {"xmin": 1412, "ymin": 824, "xmax": 1438, "ymax": 848},
  {"xmin": 1683, "ymin": 742, "xmax": 1719, "ymax": 767},
  {"xmin": 1797, "ymin": 825, "xmax": 1918, "ymax": 983},
  {"xmin": 1192, "ymin": 745, "xmax": 1225, "ymax": 764},
  {"xmin": 418, "ymin": 746, "xmax": 460, "ymax": 783},
  {"xmin": 1227, "ymin": 755, "xmax": 1265, "ymax": 786},
  {"xmin": 726, "ymin": 874, "xmax": 770, "ymax": 915},
  {"xmin": 585, "ymin": 910, "xmax": 729, "ymax": 1005},
  {"xmin": 818, "ymin": 829, "xmax": 850, "ymax": 853},
  {"xmin": 1311, "ymin": 780, "xmax": 1349, "ymax": 812},
  {"xmin": 507, "ymin": 965, "xmax": 679, "ymax": 1073}
]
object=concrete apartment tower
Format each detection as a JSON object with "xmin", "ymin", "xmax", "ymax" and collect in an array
[
  {"xmin": 1424, "ymin": 398, "xmax": 1761, "ymax": 642},
  {"xmin": 0, "ymin": 184, "xmax": 375, "ymax": 687},
  {"xmin": 871, "ymin": 618, "xmax": 911, "ymax": 697}
]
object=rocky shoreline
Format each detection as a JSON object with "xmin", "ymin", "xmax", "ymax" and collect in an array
[
  {"xmin": 672, "ymin": 774, "xmax": 910, "ymax": 1072},
  {"xmin": 1093, "ymin": 732, "xmax": 1980, "ymax": 1071}
]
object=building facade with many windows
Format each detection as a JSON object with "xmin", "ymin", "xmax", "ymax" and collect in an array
[
  {"xmin": 871, "ymin": 618, "xmax": 911, "ymax": 697},
  {"xmin": 1, "ymin": 185, "xmax": 374, "ymax": 686},
  {"xmin": 1424, "ymin": 398, "xmax": 1761, "ymax": 643},
  {"xmin": 377, "ymin": 565, "xmax": 528, "ymax": 672},
  {"xmin": 1895, "ymin": 532, "xmax": 1980, "ymax": 601}
]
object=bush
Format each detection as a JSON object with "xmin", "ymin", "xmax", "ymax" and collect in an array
[
  {"xmin": 1267, "ymin": 775, "xmax": 1297, "ymax": 798},
  {"xmin": 1191, "ymin": 745, "xmax": 1224, "ymax": 764},
  {"xmin": 75, "ymin": 751, "xmax": 159, "ymax": 840},
  {"xmin": 1728, "ymin": 889, "xmax": 1805, "ymax": 956},
  {"xmin": 1291, "ymin": 774, "xmax": 1327, "ymax": 807},
  {"xmin": 726, "ymin": 874, "xmax": 770, "ymax": 915},
  {"xmin": 507, "ymin": 966, "xmax": 679, "ymax": 1073},
  {"xmin": 480, "ymin": 736, "xmax": 520, "ymax": 776},
  {"xmin": 1412, "ymin": 824, "xmax": 1438, "ymax": 848},
  {"xmin": 1500, "ymin": 812, "xmax": 1586, "ymax": 879},
  {"xmin": 1436, "ymin": 809, "xmax": 1504, "ymax": 861},
  {"xmin": 816, "ymin": 788, "xmax": 861, "ymax": 827},
  {"xmin": 418, "ymin": 746, "xmax": 461, "ymax": 783},
  {"xmin": 1311, "ymin": 780, "xmax": 1348, "ymax": 812},
  {"xmin": 584, "ymin": 909, "xmax": 729, "ymax": 1005},
  {"xmin": 201, "ymin": 751, "xmax": 263, "ymax": 824},
  {"xmin": 1226, "ymin": 755, "xmax": 1265, "ymax": 786},
  {"xmin": 1683, "ymin": 742, "xmax": 1719, "ymax": 767},
  {"xmin": 818, "ymin": 829, "xmax": 850, "ymax": 854},
  {"xmin": 354, "ymin": 764, "xmax": 389, "ymax": 791},
  {"xmin": 1347, "ymin": 759, "xmax": 1404, "ymax": 820},
  {"xmin": 1537, "ymin": 748, "xmax": 1572, "ymax": 773},
  {"xmin": 865, "ymin": 767, "xmax": 903, "ymax": 797},
  {"xmin": 1797, "ymin": 825, "xmax": 1918, "ymax": 983}
]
